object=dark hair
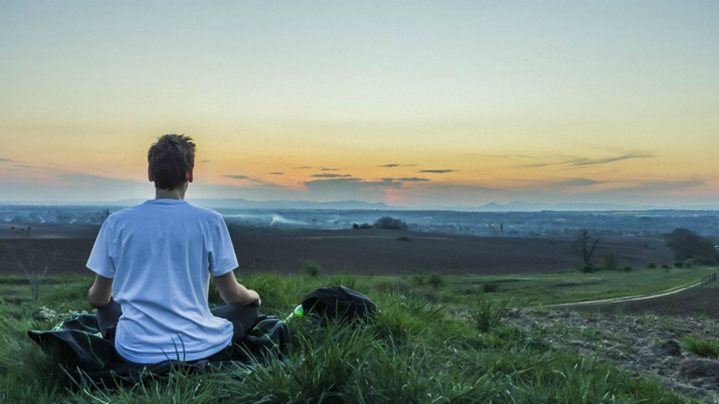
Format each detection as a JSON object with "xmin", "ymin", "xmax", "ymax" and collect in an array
[{"xmin": 147, "ymin": 134, "xmax": 196, "ymax": 190}]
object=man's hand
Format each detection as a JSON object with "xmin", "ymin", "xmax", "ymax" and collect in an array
[{"xmin": 214, "ymin": 271, "xmax": 261, "ymax": 306}]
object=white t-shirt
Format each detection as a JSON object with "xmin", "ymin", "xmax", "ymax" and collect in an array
[{"xmin": 86, "ymin": 199, "xmax": 237, "ymax": 364}]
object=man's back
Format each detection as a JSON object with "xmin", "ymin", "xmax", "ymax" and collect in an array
[{"xmin": 87, "ymin": 199, "xmax": 237, "ymax": 363}]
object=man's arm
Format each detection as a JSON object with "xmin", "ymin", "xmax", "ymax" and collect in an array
[
  {"xmin": 214, "ymin": 272, "xmax": 261, "ymax": 306},
  {"xmin": 87, "ymin": 275, "xmax": 113, "ymax": 307}
]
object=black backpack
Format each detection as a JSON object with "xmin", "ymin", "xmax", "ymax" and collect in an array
[{"xmin": 300, "ymin": 286, "xmax": 377, "ymax": 322}]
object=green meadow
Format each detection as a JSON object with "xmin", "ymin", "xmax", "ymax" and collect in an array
[{"xmin": 1, "ymin": 267, "xmax": 714, "ymax": 403}]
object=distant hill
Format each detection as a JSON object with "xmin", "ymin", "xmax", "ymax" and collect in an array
[{"xmin": 108, "ymin": 198, "xmax": 393, "ymax": 210}]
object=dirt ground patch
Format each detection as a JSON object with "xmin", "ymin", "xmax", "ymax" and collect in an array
[{"xmin": 512, "ymin": 308, "xmax": 719, "ymax": 402}]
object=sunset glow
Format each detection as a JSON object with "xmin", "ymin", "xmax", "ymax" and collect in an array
[{"xmin": 1, "ymin": 1, "xmax": 718, "ymax": 208}]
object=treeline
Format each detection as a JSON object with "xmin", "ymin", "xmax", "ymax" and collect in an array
[
  {"xmin": 664, "ymin": 228, "xmax": 718, "ymax": 264},
  {"xmin": 352, "ymin": 216, "xmax": 408, "ymax": 231}
]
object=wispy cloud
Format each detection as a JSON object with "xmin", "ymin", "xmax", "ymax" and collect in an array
[
  {"xmin": 571, "ymin": 152, "xmax": 655, "ymax": 167},
  {"xmin": 379, "ymin": 163, "xmax": 418, "ymax": 168},
  {"xmin": 294, "ymin": 166, "xmax": 313, "ymax": 169},
  {"xmin": 418, "ymin": 169, "xmax": 457, "ymax": 174},
  {"xmin": 311, "ymin": 173, "xmax": 353, "ymax": 179},
  {"xmin": 14, "ymin": 164, "xmax": 38, "ymax": 169},
  {"xmin": 382, "ymin": 177, "xmax": 430, "ymax": 182},
  {"xmin": 0, "ymin": 157, "xmax": 15, "ymax": 163},
  {"xmin": 224, "ymin": 174, "xmax": 284, "ymax": 188},
  {"xmin": 543, "ymin": 178, "xmax": 605, "ymax": 188},
  {"xmin": 269, "ymin": 172, "xmax": 284, "ymax": 175},
  {"xmin": 305, "ymin": 177, "xmax": 402, "ymax": 190},
  {"xmin": 225, "ymin": 175, "xmax": 250, "ymax": 180},
  {"xmin": 200, "ymin": 160, "xmax": 211, "ymax": 163},
  {"xmin": 320, "ymin": 167, "xmax": 339, "ymax": 171},
  {"xmin": 521, "ymin": 152, "xmax": 655, "ymax": 168}
]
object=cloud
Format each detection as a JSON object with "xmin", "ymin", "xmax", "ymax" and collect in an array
[
  {"xmin": 311, "ymin": 173, "xmax": 353, "ymax": 178},
  {"xmin": 570, "ymin": 152, "xmax": 655, "ymax": 167},
  {"xmin": 379, "ymin": 163, "xmax": 418, "ymax": 168},
  {"xmin": 382, "ymin": 177, "xmax": 430, "ymax": 182},
  {"xmin": 320, "ymin": 167, "xmax": 339, "ymax": 171},
  {"xmin": 418, "ymin": 169, "xmax": 457, "ymax": 174},
  {"xmin": 225, "ymin": 175, "xmax": 250, "ymax": 180},
  {"xmin": 14, "ymin": 164, "xmax": 38, "ymax": 169},
  {"xmin": 543, "ymin": 178, "xmax": 605, "ymax": 188},
  {"xmin": 223, "ymin": 174, "xmax": 285, "ymax": 189},
  {"xmin": 294, "ymin": 166, "xmax": 313, "ymax": 169},
  {"xmin": 0, "ymin": 157, "xmax": 16, "ymax": 163},
  {"xmin": 521, "ymin": 152, "xmax": 655, "ymax": 168},
  {"xmin": 200, "ymin": 160, "xmax": 211, "ymax": 163},
  {"xmin": 269, "ymin": 172, "xmax": 284, "ymax": 175}
]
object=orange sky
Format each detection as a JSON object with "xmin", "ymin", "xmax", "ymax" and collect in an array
[{"xmin": 1, "ymin": 2, "xmax": 718, "ymax": 208}]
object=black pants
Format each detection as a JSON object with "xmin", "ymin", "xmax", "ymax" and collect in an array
[{"xmin": 96, "ymin": 299, "xmax": 259, "ymax": 345}]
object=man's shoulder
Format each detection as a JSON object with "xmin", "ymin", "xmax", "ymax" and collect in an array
[{"xmin": 184, "ymin": 203, "xmax": 224, "ymax": 221}]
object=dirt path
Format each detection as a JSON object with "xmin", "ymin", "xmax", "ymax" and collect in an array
[{"xmin": 549, "ymin": 279, "xmax": 707, "ymax": 308}]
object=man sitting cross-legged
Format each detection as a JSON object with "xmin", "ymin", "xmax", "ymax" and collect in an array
[{"xmin": 86, "ymin": 134, "xmax": 260, "ymax": 364}]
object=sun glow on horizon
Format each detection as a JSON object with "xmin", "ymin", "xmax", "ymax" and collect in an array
[{"xmin": 1, "ymin": 2, "xmax": 718, "ymax": 208}]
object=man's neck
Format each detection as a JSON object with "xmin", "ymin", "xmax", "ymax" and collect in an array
[{"xmin": 155, "ymin": 185, "xmax": 187, "ymax": 200}]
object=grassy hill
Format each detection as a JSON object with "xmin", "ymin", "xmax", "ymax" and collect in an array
[{"xmin": 0, "ymin": 271, "xmax": 709, "ymax": 403}]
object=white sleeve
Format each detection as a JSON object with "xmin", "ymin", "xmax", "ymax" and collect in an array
[
  {"xmin": 86, "ymin": 218, "xmax": 116, "ymax": 278},
  {"xmin": 208, "ymin": 215, "xmax": 239, "ymax": 277}
]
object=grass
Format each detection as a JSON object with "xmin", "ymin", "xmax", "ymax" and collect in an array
[
  {"xmin": 442, "ymin": 266, "xmax": 719, "ymax": 305},
  {"xmin": 0, "ymin": 270, "xmax": 709, "ymax": 403},
  {"xmin": 683, "ymin": 336, "xmax": 719, "ymax": 359}
]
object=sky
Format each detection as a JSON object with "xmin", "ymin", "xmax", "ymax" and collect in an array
[{"xmin": 1, "ymin": 1, "xmax": 718, "ymax": 209}]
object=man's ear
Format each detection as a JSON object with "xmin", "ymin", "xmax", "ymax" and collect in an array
[
  {"xmin": 148, "ymin": 167, "xmax": 153, "ymax": 182},
  {"xmin": 186, "ymin": 168, "xmax": 194, "ymax": 183}
]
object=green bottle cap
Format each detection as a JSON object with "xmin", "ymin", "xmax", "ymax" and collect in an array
[{"xmin": 293, "ymin": 304, "xmax": 304, "ymax": 318}]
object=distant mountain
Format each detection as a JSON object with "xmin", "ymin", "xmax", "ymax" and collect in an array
[
  {"xmin": 107, "ymin": 198, "xmax": 394, "ymax": 210},
  {"xmin": 477, "ymin": 201, "xmax": 637, "ymax": 212}
]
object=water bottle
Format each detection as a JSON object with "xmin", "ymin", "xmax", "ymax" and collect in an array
[{"xmin": 286, "ymin": 304, "xmax": 304, "ymax": 321}]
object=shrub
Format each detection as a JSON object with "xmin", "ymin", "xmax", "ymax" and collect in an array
[
  {"xmin": 621, "ymin": 266, "xmax": 632, "ymax": 272},
  {"xmin": 352, "ymin": 223, "xmax": 372, "ymax": 230},
  {"xmin": 482, "ymin": 282, "xmax": 499, "ymax": 293},
  {"xmin": 602, "ymin": 253, "xmax": 618, "ymax": 271},
  {"xmin": 302, "ymin": 260, "xmax": 321, "ymax": 277},
  {"xmin": 427, "ymin": 273, "xmax": 444, "ymax": 288},
  {"xmin": 396, "ymin": 236, "xmax": 411, "ymax": 242},
  {"xmin": 580, "ymin": 264, "xmax": 596, "ymax": 273},
  {"xmin": 374, "ymin": 216, "xmax": 408, "ymax": 230},
  {"xmin": 674, "ymin": 261, "xmax": 684, "ymax": 268},
  {"xmin": 686, "ymin": 257, "xmax": 719, "ymax": 266},
  {"xmin": 470, "ymin": 298, "xmax": 511, "ymax": 332},
  {"xmin": 662, "ymin": 264, "xmax": 670, "ymax": 269},
  {"xmin": 7, "ymin": 226, "xmax": 55, "ymax": 301},
  {"xmin": 647, "ymin": 263, "xmax": 657, "ymax": 269},
  {"xmin": 683, "ymin": 336, "xmax": 719, "ymax": 358},
  {"xmin": 411, "ymin": 275, "xmax": 426, "ymax": 286}
]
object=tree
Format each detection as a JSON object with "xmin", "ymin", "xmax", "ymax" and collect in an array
[
  {"xmin": 665, "ymin": 228, "xmax": 718, "ymax": 261},
  {"xmin": 5, "ymin": 226, "xmax": 56, "ymax": 301},
  {"xmin": 374, "ymin": 216, "xmax": 408, "ymax": 230},
  {"xmin": 573, "ymin": 228, "xmax": 600, "ymax": 271}
]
